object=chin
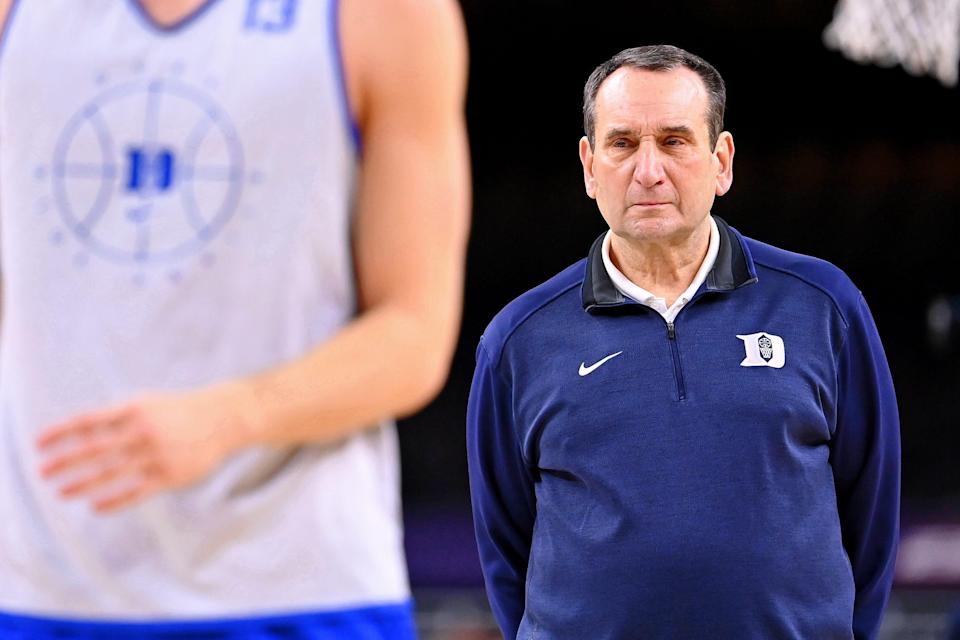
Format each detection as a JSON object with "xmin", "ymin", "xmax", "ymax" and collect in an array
[
  {"xmin": 615, "ymin": 207, "xmax": 710, "ymax": 244},
  {"xmin": 620, "ymin": 216, "xmax": 682, "ymax": 242}
]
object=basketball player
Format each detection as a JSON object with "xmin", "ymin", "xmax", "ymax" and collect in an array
[{"xmin": 0, "ymin": 0, "xmax": 469, "ymax": 638}]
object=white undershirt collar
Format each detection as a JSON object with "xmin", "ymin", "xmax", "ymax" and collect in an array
[{"xmin": 601, "ymin": 216, "xmax": 720, "ymax": 323}]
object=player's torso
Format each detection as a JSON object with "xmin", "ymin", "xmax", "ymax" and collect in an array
[
  {"xmin": 0, "ymin": 0, "xmax": 411, "ymax": 623},
  {"xmin": 0, "ymin": 0, "xmax": 359, "ymax": 389}
]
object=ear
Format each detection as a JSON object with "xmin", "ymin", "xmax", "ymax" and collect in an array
[
  {"xmin": 714, "ymin": 131, "xmax": 735, "ymax": 196},
  {"xmin": 579, "ymin": 136, "xmax": 597, "ymax": 199}
]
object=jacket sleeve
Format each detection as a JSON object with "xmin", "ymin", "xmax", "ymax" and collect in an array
[
  {"xmin": 466, "ymin": 338, "xmax": 536, "ymax": 639},
  {"xmin": 830, "ymin": 293, "xmax": 901, "ymax": 640}
]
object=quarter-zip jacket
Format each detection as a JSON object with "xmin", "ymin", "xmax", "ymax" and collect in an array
[{"xmin": 467, "ymin": 218, "xmax": 900, "ymax": 640}]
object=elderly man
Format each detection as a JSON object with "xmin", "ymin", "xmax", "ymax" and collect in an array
[{"xmin": 467, "ymin": 45, "xmax": 899, "ymax": 639}]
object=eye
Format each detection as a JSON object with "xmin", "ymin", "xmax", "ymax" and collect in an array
[
  {"xmin": 611, "ymin": 138, "xmax": 631, "ymax": 148},
  {"xmin": 664, "ymin": 137, "xmax": 685, "ymax": 146}
]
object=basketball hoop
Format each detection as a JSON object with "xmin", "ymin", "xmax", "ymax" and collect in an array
[{"xmin": 823, "ymin": 0, "xmax": 960, "ymax": 86}]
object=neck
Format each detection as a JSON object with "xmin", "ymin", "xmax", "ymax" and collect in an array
[
  {"xmin": 609, "ymin": 217, "xmax": 712, "ymax": 306},
  {"xmin": 137, "ymin": 0, "xmax": 209, "ymax": 26}
]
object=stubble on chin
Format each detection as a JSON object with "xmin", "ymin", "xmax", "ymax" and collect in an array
[{"xmin": 617, "ymin": 209, "xmax": 682, "ymax": 244}]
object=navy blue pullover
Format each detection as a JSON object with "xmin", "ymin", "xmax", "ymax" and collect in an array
[{"xmin": 467, "ymin": 218, "xmax": 900, "ymax": 639}]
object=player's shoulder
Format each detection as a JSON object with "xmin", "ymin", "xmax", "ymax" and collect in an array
[
  {"xmin": 345, "ymin": 0, "xmax": 463, "ymax": 25},
  {"xmin": 341, "ymin": 0, "xmax": 466, "ymax": 122},
  {"xmin": 742, "ymin": 233, "xmax": 862, "ymax": 323},
  {"xmin": 479, "ymin": 259, "xmax": 587, "ymax": 364},
  {"xmin": 341, "ymin": 0, "xmax": 465, "ymax": 66}
]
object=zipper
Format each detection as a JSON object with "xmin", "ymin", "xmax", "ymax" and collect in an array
[{"xmin": 666, "ymin": 320, "xmax": 686, "ymax": 401}]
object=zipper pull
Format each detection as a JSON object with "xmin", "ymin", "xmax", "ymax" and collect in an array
[{"xmin": 667, "ymin": 321, "xmax": 676, "ymax": 339}]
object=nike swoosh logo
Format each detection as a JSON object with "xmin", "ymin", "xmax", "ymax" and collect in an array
[{"xmin": 578, "ymin": 351, "xmax": 624, "ymax": 376}]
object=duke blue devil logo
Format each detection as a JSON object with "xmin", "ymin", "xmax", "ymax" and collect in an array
[
  {"xmin": 758, "ymin": 335, "xmax": 774, "ymax": 362},
  {"xmin": 737, "ymin": 332, "xmax": 785, "ymax": 368}
]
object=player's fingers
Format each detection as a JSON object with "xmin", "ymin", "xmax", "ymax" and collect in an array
[
  {"xmin": 36, "ymin": 406, "xmax": 131, "ymax": 449},
  {"xmin": 92, "ymin": 477, "xmax": 159, "ymax": 514},
  {"xmin": 58, "ymin": 458, "xmax": 142, "ymax": 498},
  {"xmin": 39, "ymin": 440, "xmax": 119, "ymax": 478},
  {"xmin": 38, "ymin": 426, "xmax": 145, "ymax": 478}
]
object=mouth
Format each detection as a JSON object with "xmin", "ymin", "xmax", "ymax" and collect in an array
[{"xmin": 631, "ymin": 202, "xmax": 670, "ymax": 208}]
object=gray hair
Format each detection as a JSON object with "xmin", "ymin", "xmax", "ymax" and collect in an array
[{"xmin": 583, "ymin": 45, "xmax": 726, "ymax": 149}]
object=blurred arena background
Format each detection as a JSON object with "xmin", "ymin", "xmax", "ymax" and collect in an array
[{"xmin": 400, "ymin": 0, "xmax": 960, "ymax": 638}]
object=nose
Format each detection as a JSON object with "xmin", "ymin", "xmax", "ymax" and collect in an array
[{"xmin": 632, "ymin": 141, "xmax": 666, "ymax": 188}]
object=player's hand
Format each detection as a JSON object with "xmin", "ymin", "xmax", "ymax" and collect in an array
[{"xmin": 35, "ymin": 384, "xmax": 252, "ymax": 514}]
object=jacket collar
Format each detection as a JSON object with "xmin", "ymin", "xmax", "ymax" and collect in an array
[{"xmin": 581, "ymin": 216, "xmax": 757, "ymax": 311}]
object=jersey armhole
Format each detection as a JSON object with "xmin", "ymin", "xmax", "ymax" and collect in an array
[
  {"xmin": 0, "ymin": 0, "xmax": 22, "ymax": 60},
  {"xmin": 328, "ymin": 0, "xmax": 362, "ymax": 155}
]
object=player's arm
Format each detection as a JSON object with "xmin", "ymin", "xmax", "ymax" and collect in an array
[
  {"xmin": 467, "ymin": 339, "xmax": 536, "ymax": 638},
  {"xmin": 829, "ymin": 293, "xmax": 900, "ymax": 640},
  {"xmin": 36, "ymin": 0, "xmax": 470, "ymax": 512},
  {"xmin": 0, "ymin": 0, "xmax": 12, "ymax": 38},
  {"xmin": 232, "ymin": 0, "xmax": 470, "ymax": 444}
]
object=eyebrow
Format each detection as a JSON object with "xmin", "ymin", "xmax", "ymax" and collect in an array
[{"xmin": 603, "ymin": 124, "xmax": 697, "ymax": 143}]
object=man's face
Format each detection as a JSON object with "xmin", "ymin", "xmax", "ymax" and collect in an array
[{"xmin": 579, "ymin": 66, "xmax": 734, "ymax": 245}]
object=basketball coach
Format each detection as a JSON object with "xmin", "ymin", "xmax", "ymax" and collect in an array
[{"xmin": 467, "ymin": 45, "xmax": 900, "ymax": 640}]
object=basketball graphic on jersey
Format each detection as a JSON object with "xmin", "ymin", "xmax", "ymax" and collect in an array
[{"xmin": 52, "ymin": 78, "xmax": 245, "ymax": 265}]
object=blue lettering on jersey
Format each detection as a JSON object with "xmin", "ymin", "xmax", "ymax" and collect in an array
[
  {"xmin": 126, "ymin": 147, "xmax": 175, "ymax": 193},
  {"xmin": 244, "ymin": 0, "xmax": 297, "ymax": 32}
]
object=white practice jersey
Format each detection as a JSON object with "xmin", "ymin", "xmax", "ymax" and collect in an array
[{"xmin": 0, "ymin": 0, "xmax": 409, "ymax": 619}]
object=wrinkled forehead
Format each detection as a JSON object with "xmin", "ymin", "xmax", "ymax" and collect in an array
[{"xmin": 594, "ymin": 67, "xmax": 710, "ymax": 137}]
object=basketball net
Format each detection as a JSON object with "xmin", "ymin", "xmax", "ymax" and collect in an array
[{"xmin": 823, "ymin": 0, "xmax": 960, "ymax": 86}]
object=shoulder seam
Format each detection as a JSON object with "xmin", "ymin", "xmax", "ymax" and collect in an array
[
  {"xmin": 488, "ymin": 279, "xmax": 582, "ymax": 371},
  {"xmin": 753, "ymin": 258, "xmax": 853, "ymax": 329},
  {"xmin": 831, "ymin": 291, "xmax": 866, "ymax": 435},
  {"xmin": 477, "ymin": 336, "xmax": 512, "ymax": 390}
]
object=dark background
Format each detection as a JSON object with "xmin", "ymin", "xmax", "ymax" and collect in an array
[{"xmin": 399, "ymin": 0, "xmax": 960, "ymax": 584}]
